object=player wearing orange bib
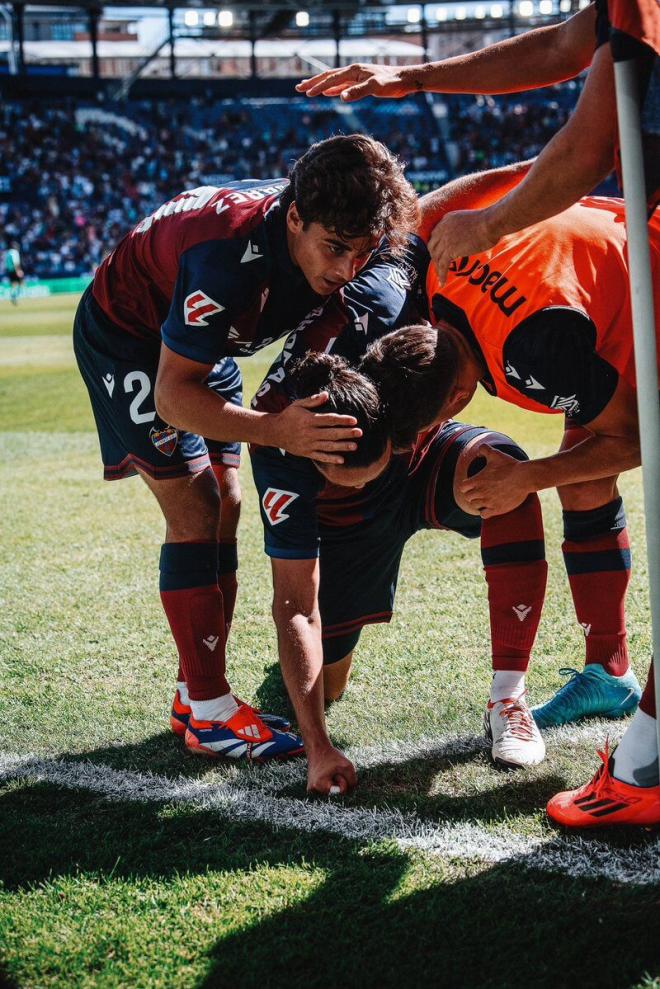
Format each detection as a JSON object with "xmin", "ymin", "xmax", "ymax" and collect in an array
[{"xmin": 362, "ymin": 164, "xmax": 660, "ymax": 825}]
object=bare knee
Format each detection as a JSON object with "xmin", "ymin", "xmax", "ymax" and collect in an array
[
  {"xmin": 323, "ymin": 652, "xmax": 354, "ymax": 703},
  {"xmin": 214, "ymin": 465, "xmax": 241, "ymax": 540},
  {"xmin": 453, "ymin": 431, "xmax": 524, "ymax": 515},
  {"xmin": 140, "ymin": 467, "xmax": 221, "ymax": 541},
  {"xmin": 558, "ymin": 478, "xmax": 619, "ymax": 511}
]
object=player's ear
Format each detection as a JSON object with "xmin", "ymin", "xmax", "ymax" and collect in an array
[
  {"xmin": 446, "ymin": 382, "xmax": 471, "ymax": 414},
  {"xmin": 286, "ymin": 201, "xmax": 303, "ymax": 235}
]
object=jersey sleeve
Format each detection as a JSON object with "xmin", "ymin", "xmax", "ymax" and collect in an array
[
  {"xmin": 335, "ymin": 236, "xmax": 430, "ymax": 364},
  {"xmin": 161, "ymin": 239, "xmax": 246, "ymax": 364},
  {"xmin": 502, "ymin": 307, "xmax": 620, "ymax": 424},
  {"xmin": 251, "ymin": 236, "xmax": 430, "ymax": 412},
  {"xmin": 249, "ymin": 445, "xmax": 323, "ymax": 559}
]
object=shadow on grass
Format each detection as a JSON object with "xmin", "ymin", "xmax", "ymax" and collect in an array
[
  {"xmin": 0, "ymin": 781, "xmax": 658, "ymax": 989},
  {"xmin": 49, "ymin": 727, "xmax": 651, "ymax": 839},
  {"xmin": 61, "ymin": 726, "xmax": 564, "ymax": 825}
]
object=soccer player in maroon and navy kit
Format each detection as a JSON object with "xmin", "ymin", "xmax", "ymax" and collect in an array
[
  {"xmin": 250, "ymin": 236, "xmax": 548, "ymax": 794},
  {"xmin": 73, "ymin": 135, "xmax": 419, "ymax": 764}
]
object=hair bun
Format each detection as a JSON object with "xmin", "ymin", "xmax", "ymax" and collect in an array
[{"xmin": 288, "ymin": 351, "xmax": 349, "ymax": 398}]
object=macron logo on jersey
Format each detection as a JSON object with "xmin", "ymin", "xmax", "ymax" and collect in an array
[
  {"xmin": 184, "ymin": 290, "xmax": 225, "ymax": 327},
  {"xmin": 262, "ymin": 487, "xmax": 299, "ymax": 526},
  {"xmin": 241, "ymin": 241, "xmax": 262, "ymax": 263}
]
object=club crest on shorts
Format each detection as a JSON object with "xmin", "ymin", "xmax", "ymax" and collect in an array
[
  {"xmin": 262, "ymin": 487, "xmax": 298, "ymax": 525},
  {"xmin": 150, "ymin": 424, "xmax": 179, "ymax": 457},
  {"xmin": 184, "ymin": 290, "xmax": 225, "ymax": 326}
]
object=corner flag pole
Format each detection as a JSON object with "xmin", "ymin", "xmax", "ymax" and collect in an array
[{"xmin": 613, "ymin": 56, "xmax": 660, "ymax": 760}]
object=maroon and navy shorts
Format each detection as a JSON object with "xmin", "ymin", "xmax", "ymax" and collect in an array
[
  {"xmin": 319, "ymin": 422, "xmax": 527, "ymax": 663},
  {"xmin": 73, "ymin": 285, "xmax": 242, "ymax": 481}
]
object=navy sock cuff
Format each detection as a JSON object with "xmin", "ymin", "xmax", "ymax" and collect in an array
[
  {"xmin": 159, "ymin": 541, "xmax": 218, "ymax": 591},
  {"xmin": 218, "ymin": 542, "xmax": 238, "ymax": 575},
  {"xmin": 562, "ymin": 497, "xmax": 626, "ymax": 542},
  {"xmin": 481, "ymin": 541, "xmax": 546, "ymax": 567}
]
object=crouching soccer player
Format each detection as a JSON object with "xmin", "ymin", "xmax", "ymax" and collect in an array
[
  {"xmin": 73, "ymin": 137, "xmax": 419, "ymax": 763},
  {"xmin": 251, "ymin": 339, "xmax": 549, "ymax": 793}
]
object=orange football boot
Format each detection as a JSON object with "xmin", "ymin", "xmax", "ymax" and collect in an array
[
  {"xmin": 170, "ymin": 689, "xmax": 292, "ymax": 737},
  {"xmin": 547, "ymin": 744, "xmax": 660, "ymax": 828},
  {"xmin": 170, "ymin": 688, "xmax": 190, "ymax": 737}
]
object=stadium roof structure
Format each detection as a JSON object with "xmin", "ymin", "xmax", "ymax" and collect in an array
[{"xmin": 0, "ymin": 0, "xmax": 577, "ymax": 95}]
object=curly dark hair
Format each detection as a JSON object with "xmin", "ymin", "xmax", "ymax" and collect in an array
[
  {"xmin": 288, "ymin": 351, "xmax": 391, "ymax": 468},
  {"xmin": 282, "ymin": 134, "xmax": 419, "ymax": 252},
  {"xmin": 360, "ymin": 324, "xmax": 459, "ymax": 450}
]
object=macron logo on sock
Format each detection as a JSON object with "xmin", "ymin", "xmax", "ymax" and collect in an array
[
  {"xmin": 203, "ymin": 635, "xmax": 219, "ymax": 651},
  {"xmin": 512, "ymin": 604, "xmax": 532, "ymax": 622}
]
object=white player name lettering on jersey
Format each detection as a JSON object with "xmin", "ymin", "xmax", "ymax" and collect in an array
[{"xmin": 134, "ymin": 186, "xmax": 220, "ymax": 234}]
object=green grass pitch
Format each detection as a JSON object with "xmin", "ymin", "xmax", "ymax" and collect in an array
[{"xmin": 0, "ymin": 294, "xmax": 658, "ymax": 989}]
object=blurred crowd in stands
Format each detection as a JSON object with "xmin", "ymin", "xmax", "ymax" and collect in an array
[{"xmin": 0, "ymin": 85, "xmax": 579, "ymax": 280}]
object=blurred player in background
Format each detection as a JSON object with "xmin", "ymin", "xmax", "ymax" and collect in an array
[
  {"xmin": 5, "ymin": 242, "xmax": 24, "ymax": 305},
  {"xmin": 73, "ymin": 135, "xmax": 419, "ymax": 764},
  {"xmin": 250, "ymin": 234, "xmax": 548, "ymax": 794}
]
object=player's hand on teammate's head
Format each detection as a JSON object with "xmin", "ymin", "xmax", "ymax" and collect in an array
[
  {"xmin": 296, "ymin": 63, "xmax": 414, "ymax": 102},
  {"xmin": 427, "ymin": 208, "xmax": 501, "ymax": 286},
  {"xmin": 459, "ymin": 445, "xmax": 532, "ymax": 519},
  {"xmin": 270, "ymin": 392, "xmax": 363, "ymax": 464},
  {"xmin": 306, "ymin": 744, "xmax": 357, "ymax": 796}
]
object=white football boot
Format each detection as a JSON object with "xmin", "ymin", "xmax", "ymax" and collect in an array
[{"xmin": 484, "ymin": 693, "xmax": 546, "ymax": 768}]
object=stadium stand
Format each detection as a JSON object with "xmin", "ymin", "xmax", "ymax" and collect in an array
[{"xmin": 0, "ymin": 84, "xmax": 582, "ymax": 280}]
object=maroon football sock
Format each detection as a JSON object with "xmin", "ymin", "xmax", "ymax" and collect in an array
[
  {"xmin": 481, "ymin": 494, "xmax": 547, "ymax": 673},
  {"xmin": 218, "ymin": 573, "xmax": 238, "ymax": 635},
  {"xmin": 218, "ymin": 540, "xmax": 238, "ymax": 638},
  {"xmin": 159, "ymin": 541, "xmax": 229, "ymax": 701},
  {"xmin": 562, "ymin": 500, "xmax": 631, "ymax": 677}
]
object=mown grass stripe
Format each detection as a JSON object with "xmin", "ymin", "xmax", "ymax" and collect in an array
[{"xmin": 2, "ymin": 721, "xmax": 657, "ymax": 888}]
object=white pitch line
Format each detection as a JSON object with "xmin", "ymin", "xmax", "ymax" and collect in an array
[
  {"xmin": 241, "ymin": 718, "xmax": 628, "ymax": 792},
  {"xmin": 1, "ymin": 720, "xmax": 657, "ymax": 887}
]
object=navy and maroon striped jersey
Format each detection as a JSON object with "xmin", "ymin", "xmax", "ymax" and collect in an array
[
  {"xmin": 249, "ymin": 235, "xmax": 434, "ymax": 559},
  {"xmin": 92, "ymin": 179, "xmax": 327, "ymax": 365}
]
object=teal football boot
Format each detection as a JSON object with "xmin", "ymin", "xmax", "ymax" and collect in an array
[{"xmin": 532, "ymin": 665, "xmax": 641, "ymax": 729}]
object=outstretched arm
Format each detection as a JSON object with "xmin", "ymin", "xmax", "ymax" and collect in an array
[
  {"xmin": 156, "ymin": 343, "xmax": 361, "ymax": 462},
  {"xmin": 427, "ymin": 43, "xmax": 617, "ymax": 283},
  {"xmin": 271, "ymin": 556, "xmax": 357, "ymax": 795},
  {"xmin": 296, "ymin": 5, "xmax": 595, "ymax": 101},
  {"xmin": 417, "ymin": 160, "xmax": 533, "ymax": 241}
]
